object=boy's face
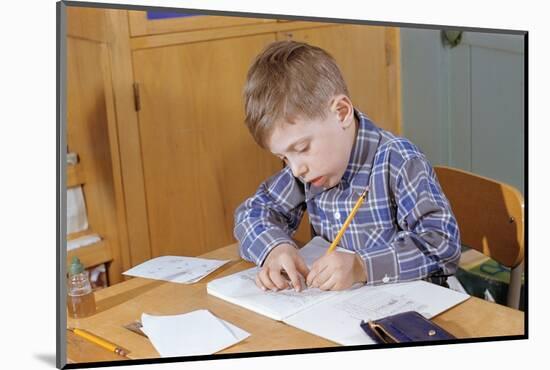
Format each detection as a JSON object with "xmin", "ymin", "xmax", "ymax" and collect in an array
[{"xmin": 267, "ymin": 96, "xmax": 357, "ymax": 189}]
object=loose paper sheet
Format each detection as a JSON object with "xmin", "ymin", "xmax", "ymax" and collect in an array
[
  {"xmin": 123, "ymin": 255, "xmax": 230, "ymax": 284},
  {"xmin": 141, "ymin": 310, "xmax": 250, "ymax": 357},
  {"xmin": 67, "ymin": 186, "xmax": 88, "ymax": 234}
]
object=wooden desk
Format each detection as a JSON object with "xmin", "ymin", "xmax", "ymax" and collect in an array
[{"xmin": 66, "ymin": 244, "xmax": 525, "ymax": 364}]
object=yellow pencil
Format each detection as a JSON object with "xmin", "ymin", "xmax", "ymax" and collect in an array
[
  {"xmin": 326, "ymin": 188, "xmax": 368, "ymax": 255},
  {"xmin": 68, "ymin": 327, "xmax": 129, "ymax": 357}
]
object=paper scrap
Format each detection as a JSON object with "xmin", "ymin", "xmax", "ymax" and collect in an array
[
  {"xmin": 123, "ymin": 255, "xmax": 230, "ymax": 284},
  {"xmin": 67, "ymin": 186, "xmax": 88, "ymax": 234},
  {"xmin": 67, "ymin": 233, "xmax": 101, "ymax": 251},
  {"xmin": 141, "ymin": 310, "xmax": 250, "ymax": 357}
]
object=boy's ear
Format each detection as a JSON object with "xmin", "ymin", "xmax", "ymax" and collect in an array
[{"xmin": 330, "ymin": 95, "xmax": 354, "ymax": 129}]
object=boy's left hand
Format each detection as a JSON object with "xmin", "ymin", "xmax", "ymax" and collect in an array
[{"xmin": 306, "ymin": 251, "xmax": 367, "ymax": 291}]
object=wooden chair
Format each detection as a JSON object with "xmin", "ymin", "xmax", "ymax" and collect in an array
[{"xmin": 434, "ymin": 166, "xmax": 524, "ymax": 309}]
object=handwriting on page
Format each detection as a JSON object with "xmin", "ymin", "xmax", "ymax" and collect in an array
[
  {"xmin": 334, "ymin": 291, "xmax": 430, "ymax": 320},
  {"xmin": 235, "ymin": 268, "xmax": 337, "ymax": 311},
  {"xmin": 265, "ymin": 288, "xmax": 331, "ymax": 306}
]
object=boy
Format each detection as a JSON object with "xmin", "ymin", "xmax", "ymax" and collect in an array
[{"xmin": 234, "ymin": 40, "xmax": 460, "ymax": 293}]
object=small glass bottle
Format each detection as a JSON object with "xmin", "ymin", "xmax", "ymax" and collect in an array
[{"xmin": 67, "ymin": 257, "xmax": 96, "ymax": 318}]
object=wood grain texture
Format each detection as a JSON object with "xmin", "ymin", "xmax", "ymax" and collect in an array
[
  {"xmin": 66, "ymin": 6, "xmax": 110, "ymax": 42},
  {"xmin": 67, "ymin": 240, "xmax": 113, "ymax": 271},
  {"xmin": 67, "ymin": 164, "xmax": 86, "ymax": 188},
  {"xmin": 66, "ymin": 329, "xmax": 125, "ymax": 363},
  {"xmin": 99, "ymin": 41, "xmax": 128, "ymax": 284},
  {"xmin": 432, "ymin": 295, "xmax": 524, "ymax": 338},
  {"xmin": 133, "ymin": 33, "xmax": 281, "ymax": 258},
  {"xmin": 66, "ymin": 6, "xmax": 145, "ymax": 282},
  {"xmin": 385, "ymin": 27, "xmax": 403, "ymax": 135},
  {"xmin": 104, "ymin": 9, "xmax": 153, "ymax": 269},
  {"xmin": 130, "ymin": 20, "xmax": 334, "ymax": 50},
  {"xmin": 128, "ymin": 10, "xmax": 276, "ymax": 37},
  {"xmin": 66, "ymin": 36, "xmax": 123, "ymax": 282},
  {"xmin": 66, "ymin": 243, "xmax": 524, "ymax": 364},
  {"xmin": 434, "ymin": 166, "xmax": 524, "ymax": 268}
]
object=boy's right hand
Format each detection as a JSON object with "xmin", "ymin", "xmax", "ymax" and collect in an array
[{"xmin": 255, "ymin": 243, "xmax": 309, "ymax": 292}]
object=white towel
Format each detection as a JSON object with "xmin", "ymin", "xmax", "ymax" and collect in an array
[
  {"xmin": 67, "ymin": 186, "xmax": 88, "ymax": 234},
  {"xmin": 67, "ymin": 234, "xmax": 101, "ymax": 251}
]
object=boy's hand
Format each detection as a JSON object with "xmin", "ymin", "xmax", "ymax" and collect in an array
[
  {"xmin": 255, "ymin": 243, "xmax": 309, "ymax": 292},
  {"xmin": 306, "ymin": 252, "xmax": 367, "ymax": 291}
]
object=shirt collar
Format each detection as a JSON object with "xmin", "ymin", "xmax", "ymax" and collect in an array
[{"xmin": 306, "ymin": 109, "xmax": 382, "ymax": 199}]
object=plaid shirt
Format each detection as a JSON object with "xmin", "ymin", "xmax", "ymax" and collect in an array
[{"xmin": 234, "ymin": 110, "xmax": 461, "ymax": 285}]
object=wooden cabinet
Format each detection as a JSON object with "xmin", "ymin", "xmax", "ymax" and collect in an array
[
  {"xmin": 64, "ymin": 6, "xmax": 402, "ymax": 282},
  {"xmin": 133, "ymin": 33, "xmax": 281, "ymax": 257},
  {"xmin": 66, "ymin": 34, "xmax": 124, "ymax": 284}
]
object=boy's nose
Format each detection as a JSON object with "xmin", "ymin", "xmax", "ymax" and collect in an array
[{"xmin": 291, "ymin": 163, "xmax": 308, "ymax": 178}]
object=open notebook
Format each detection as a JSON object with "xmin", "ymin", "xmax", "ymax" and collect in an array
[{"xmin": 207, "ymin": 237, "xmax": 469, "ymax": 345}]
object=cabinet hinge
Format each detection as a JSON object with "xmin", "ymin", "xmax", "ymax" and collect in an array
[{"xmin": 133, "ymin": 82, "xmax": 141, "ymax": 112}]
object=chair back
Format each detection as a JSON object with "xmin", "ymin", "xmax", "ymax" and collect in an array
[{"xmin": 434, "ymin": 166, "xmax": 524, "ymax": 308}]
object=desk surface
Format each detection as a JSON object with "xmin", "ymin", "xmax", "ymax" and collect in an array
[{"xmin": 66, "ymin": 244, "xmax": 525, "ymax": 363}]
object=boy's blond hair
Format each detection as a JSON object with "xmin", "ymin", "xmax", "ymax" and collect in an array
[{"xmin": 243, "ymin": 40, "xmax": 350, "ymax": 148}]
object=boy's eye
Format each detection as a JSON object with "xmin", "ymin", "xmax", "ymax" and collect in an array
[{"xmin": 297, "ymin": 144, "xmax": 309, "ymax": 153}]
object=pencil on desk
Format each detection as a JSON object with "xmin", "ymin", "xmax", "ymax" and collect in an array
[
  {"xmin": 325, "ymin": 188, "xmax": 368, "ymax": 255},
  {"xmin": 68, "ymin": 327, "xmax": 129, "ymax": 357}
]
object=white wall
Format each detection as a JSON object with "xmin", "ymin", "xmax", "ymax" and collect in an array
[{"xmin": 400, "ymin": 28, "xmax": 525, "ymax": 194}]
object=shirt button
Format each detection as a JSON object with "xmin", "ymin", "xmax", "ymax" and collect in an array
[
  {"xmin": 382, "ymin": 274, "xmax": 390, "ymax": 283},
  {"xmin": 334, "ymin": 212, "xmax": 341, "ymax": 220}
]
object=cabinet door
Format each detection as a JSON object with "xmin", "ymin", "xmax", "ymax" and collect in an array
[
  {"xmin": 278, "ymin": 25, "xmax": 402, "ymax": 135},
  {"xmin": 133, "ymin": 34, "xmax": 281, "ymax": 257}
]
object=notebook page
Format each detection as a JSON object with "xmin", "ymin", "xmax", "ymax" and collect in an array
[
  {"xmin": 284, "ymin": 280, "xmax": 469, "ymax": 345},
  {"xmin": 207, "ymin": 237, "xmax": 345, "ymax": 321}
]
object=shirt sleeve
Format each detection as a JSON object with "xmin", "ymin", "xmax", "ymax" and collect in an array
[
  {"xmin": 234, "ymin": 166, "xmax": 307, "ymax": 266},
  {"xmin": 358, "ymin": 156, "xmax": 461, "ymax": 285}
]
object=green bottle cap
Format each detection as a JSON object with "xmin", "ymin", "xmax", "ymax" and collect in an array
[{"xmin": 69, "ymin": 256, "xmax": 85, "ymax": 276}]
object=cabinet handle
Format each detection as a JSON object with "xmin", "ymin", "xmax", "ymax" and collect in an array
[{"xmin": 133, "ymin": 82, "xmax": 141, "ymax": 112}]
